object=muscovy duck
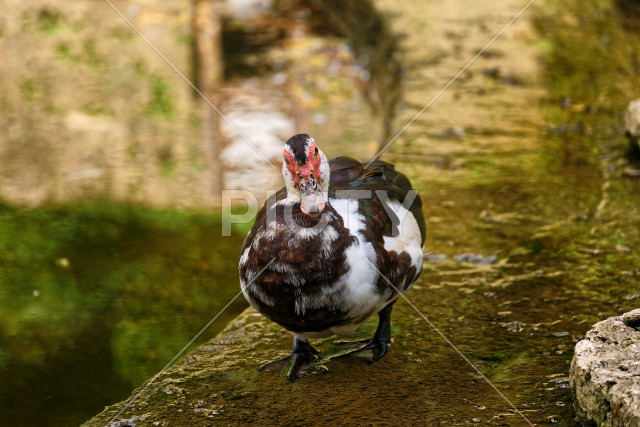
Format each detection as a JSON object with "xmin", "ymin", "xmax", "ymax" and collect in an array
[{"xmin": 239, "ymin": 133, "xmax": 426, "ymax": 380}]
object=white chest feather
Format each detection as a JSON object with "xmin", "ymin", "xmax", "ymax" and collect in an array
[{"xmin": 328, "ymin": 198, "xmax": 384, "ymax": 317}]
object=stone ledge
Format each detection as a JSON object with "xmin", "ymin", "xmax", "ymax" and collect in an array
[{"xmin": 84, "ymin": 303, "xmax": 526, "ymax": 426}]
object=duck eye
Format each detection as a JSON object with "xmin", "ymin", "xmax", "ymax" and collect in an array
[
  {"xmin": 314, "ymin": 147, "xmax": 319, "ymax": 156},
  {"xmin": 284, "ymin": 156, "xmax": 290, "ymax": 165}
]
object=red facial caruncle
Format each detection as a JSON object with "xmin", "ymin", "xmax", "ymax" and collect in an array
[
  {"xmin": 284, "ymin": 143, "xmax": 321, "ymax": 186},
  {"xmin": 283, "ymin": 140, "xmax": 325, "ymax": 217}
]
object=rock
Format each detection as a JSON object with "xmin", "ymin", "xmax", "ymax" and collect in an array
[
  {"xmin": 570, "ymin": 309, "xmax": 640, "ymax": 426},
  {"xmin": 624, "ymin": 99, "xmax": 640, "ymax": 153},
  {"xmin": 453, "ymin": 253, "xmax": 497, "ymax": 265}
]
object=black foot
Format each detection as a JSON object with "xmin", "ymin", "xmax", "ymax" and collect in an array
[
  {"xmin": 259, "ymin": 337, "xmax": 327, "ymax": 381},
  {"xmin": 335, "ymin": 338, "xmax": 391, "ymax": 361},
  {"xmin": 335, "ymin": 302, "xmax": 395, "ymax": 362}
]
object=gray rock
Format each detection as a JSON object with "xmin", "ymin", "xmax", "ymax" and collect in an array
[
  {"xmin": 453, "ymin": 252, "xmax": 497, "ymax": 265},
  {"xmin": 570, "ymin": 309, "xmax": 640, "ymax": 426},
  {"xmin": 625, "ymin": 99, "xmax": 640, "ymax": 151}
]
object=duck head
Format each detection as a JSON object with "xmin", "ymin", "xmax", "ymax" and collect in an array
[{"xmin": 282, "ymin": 134, "xmax": 330, "ymax": 217}]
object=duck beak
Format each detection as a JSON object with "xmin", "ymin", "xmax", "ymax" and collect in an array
[{"xmin": 300, "ymin": 180, "xmax": 325, "ymax": 217}]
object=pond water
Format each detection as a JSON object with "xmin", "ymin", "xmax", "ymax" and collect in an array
[{"xmin": 0, "ymin": 204, "xmax": 248, "ymax": 426}]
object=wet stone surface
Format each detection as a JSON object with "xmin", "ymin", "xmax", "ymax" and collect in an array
[{"xmin": 84, "ymin": 309, "xmax": 537, "ymax": 426}]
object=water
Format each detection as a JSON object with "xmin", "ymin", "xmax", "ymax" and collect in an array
[{"xmin": 0, "ymin": 204, "xmax": 246, "ymax": 426}]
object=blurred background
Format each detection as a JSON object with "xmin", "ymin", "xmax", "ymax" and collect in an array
[{"xmin": 1, "ymin": 0, "xmax": 640, "ymax": 425}]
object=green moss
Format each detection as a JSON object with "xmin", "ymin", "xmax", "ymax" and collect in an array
[
  {"xmin": 84, "ymin": 103, "xmax": 111, "ymax": 117},
  {"xmin": 37, "ymin": 8, "xmax": 63, "ymax": 34},
  {"xmin": 55, "ymin": 39, "xmax": 105, "ymax": 70},
  {"xmin": 111, "ymin": 26, "xmax": 135, "ymax": 42},
  {"xmin": 144, "ymin": 76, "xmax": 174, "ymax": 119},
  {"xmin": 530, "ymin": 0, "xmax": 640, "ymax": 286},
  {"xmin": 56, "ymin": 43, "xmax": 73, "ymax": 61},
  {"xmin": 0, "ymin": 349, "xmax": 9, "ymax": 369},
  {"xmin": 156, "ymin": 145, "xmax": 176, "ymax": 177},
  {"xmin": 133, "ymin": 59, "xmax": 150, "ymax": 77},
  {"xmin": 19, "ymin": 79, "xmax": 40, "ymax": 102},
  {"xmin": 82, "ymin": 39, "xmax": 105, "ymax": 69},
  {"xmin": 534, "ymin": 0, "xmax": 640, "ymax": 113}
]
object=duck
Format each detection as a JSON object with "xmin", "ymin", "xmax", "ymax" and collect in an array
[{"xmin": 238, "ymin": 133, "xmax": 426, "ymax": 380}]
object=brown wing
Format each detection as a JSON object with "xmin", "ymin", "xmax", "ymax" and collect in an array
[{"xmin": 328, "ymin": 157, "xmax": 426, "ymax": 246}]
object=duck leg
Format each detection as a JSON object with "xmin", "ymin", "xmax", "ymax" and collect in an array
[
  {"xmin": 336, "ymin": 301, "xmax": 395, "ymax": 361},
  {"xmin": 259, "ymin": 336, "xmax": 327, "ymax": 381}
]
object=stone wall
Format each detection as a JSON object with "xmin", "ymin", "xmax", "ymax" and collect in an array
[{"xmin": 0, "ymin": 0, "xmax": 209, "ymax": 207}]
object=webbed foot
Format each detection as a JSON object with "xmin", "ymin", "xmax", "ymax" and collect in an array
[
  {"xmin": 259, "ymin": 337, "xmax": 327, "ymax": 381},
  {"xmin": 334, "ymin": 301, "xmax": 395, "ymax": 362},
  {"xmin": 334, "ymin": 337, "xmax": 391, "ymax": 361}
]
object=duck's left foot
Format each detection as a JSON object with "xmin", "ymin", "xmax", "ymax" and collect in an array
[
  {"xmin": 334, "ymin": 337, "xmax": 391, "ymax": 361},
  {"xmin": 334, "ymin": 301, "xmax": 395, "ymax": 362},
  {"xmin": 358, "ymin": 338, "xmax": 391, "ymax": 361},
  {"xmin": 259, "ymin": 337, "xmax": 327, "ymax": 381}
]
